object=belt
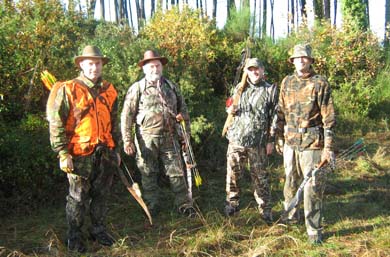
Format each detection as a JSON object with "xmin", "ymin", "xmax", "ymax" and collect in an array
[{"xmin": 287, "ymin": 126, "xmax": 322, "ymax": 133}]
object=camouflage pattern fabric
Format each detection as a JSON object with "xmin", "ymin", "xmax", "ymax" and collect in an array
[
  {"xmin": 225, "ymin": 79, "xmax": 277, "ymax": 216},
  {"xmin": 121, "ymin": 78, "xmax": 190, "ymax": 140},
  {"xmin": 283, "ymin": 144, "xmax": 326, "ymax": 236},
  {"xmin": 225, "ymin": 143, "xmax": 272, "ymax": 215},
  {"xmin": 227, "ymin": 80, "xmax": 278, "ymax": 147},
  {"xmin": 135, "ymin": 131, "xmax": 190, "ymax": 214},
  {"xmin": 272, "ymin": 69, "xmax": 335, "ymax": 151},
  {"xmin": 66, "ymin": 146, "xmax": 117, "ymax": 240},
  {"xmin": 121, "ymin": 77, "xmax": 191, "ymax": 214}
]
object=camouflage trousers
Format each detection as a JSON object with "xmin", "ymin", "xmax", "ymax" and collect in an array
[
  {"xmin": 283, "ymin": 144, "xmax": 326, "ymax": 236},
  {"xmin": 225, "ymin": 143, "xmax": 271, "ymax": 214},
  {"xmin": 66, "ymin": 146, "xmax": 117, "ymax": 240},
  {"xmin": 135, "ymin": 132, "xmax": 191, "ymax": 215}
]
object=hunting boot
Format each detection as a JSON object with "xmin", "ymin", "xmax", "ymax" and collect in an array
[
  {"xmin": 259, "ymin": 208, "xmax": 273, "ymax": 224},
  {"xmin": 67, "ymin": 233, "xmax": 86, "ymax": 253},
  {"xmin": 89, "ymin": 226, "xmax": 115, "ymax": 246},
  {"xmin": 308, "ymin": 232, "xmax": 323, "ymax": 245},
  {"xmin": 224, "ymin": 202, "xmax": 240, "ymax": 217},
  {"xmin": 178, "ymin": 203, "xmax": 197, "ymax": 218}
]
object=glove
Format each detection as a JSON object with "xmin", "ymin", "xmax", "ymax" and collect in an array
[
  {"xmin": 59, "ymin": 152, "xmax": 73, "ymax": 173},
  {"xmin": 226, "ymin": 105, "xmax": 238, "ymax": 115},
  {"xmin": 124, "ymin": 141, "xmax": 136, "ymax": 156},
  {"xmin": 275, "ymin": 138, "xmax": 284, "ymax": 155},
  {"xmin": 322, "ymin": 148, "xmax": 336, "ymax": 171}
]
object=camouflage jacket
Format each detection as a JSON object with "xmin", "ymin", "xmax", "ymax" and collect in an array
[
  {"xmin": 120, "ymin": 77, "xmax": 190, "ymax": 144},
  {"xmin": 272, "ymin": 69, "xmax": 336, "ymax": 151},
  {"xmin": 46, "ymin": 74, "xmax": 120, "ymax": 156},
  {"xmin": 226, "ymin": 79, "xmax": 278, "ymax": 147}
]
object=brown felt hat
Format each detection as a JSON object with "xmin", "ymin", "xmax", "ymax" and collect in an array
[
  {"xmin": 288, "ymin": 44, "xmax": 315, "ymax": 63},
  {"xmin": 74, "ymin": 45, "xmax": 109, "ymax": 67},
  {"xmin": 138, "ymin": 50, "xmax": 168, "ymax": 67}
]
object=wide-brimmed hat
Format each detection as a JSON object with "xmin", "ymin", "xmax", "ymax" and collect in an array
[
  {"xmin": 138, "ymin": 50, "xmax": 168, "ymax": 67},
  {"xmin": 74, "ymin": 45, "xmax": 110, "ymax": 67},
  {"xmin": 245, "ymin": 58, "xmax": 264, "ymax": 69},
  {"xmin": 288, "ymin": 44, "xmax": 315, "ymax": 63}
]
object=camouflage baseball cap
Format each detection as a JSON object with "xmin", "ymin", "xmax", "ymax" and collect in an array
[
  {"xmin": 245, "ymin": 58, "xmax": 264, "ymax": 69},
  {"xmin": 288, "ymin": 44, "xmax": 315, "ymax": 63}
]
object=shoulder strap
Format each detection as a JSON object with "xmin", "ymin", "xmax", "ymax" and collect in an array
[{"xmin": 163, "ymin": 78, "xmax": 180, "ymax": 112}]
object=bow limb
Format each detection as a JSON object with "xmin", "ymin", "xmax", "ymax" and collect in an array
[{"xmin": 118, "ymin": 168, "xmax": 153, "ymax": 225}]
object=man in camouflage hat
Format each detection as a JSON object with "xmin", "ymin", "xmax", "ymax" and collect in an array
[
  {"xmin": 46, "ymin": 45, "xmax": 119, "ymax": 252},
  {"xmin": 272, "ymin": 43, "xmax": 336, "ymax": 244},
  {"xmin": 224, "ymin": 58, "xmax": 279, "ymax": 223},
  {"xmin": 121, "ymin": 50, "xmax": 195, "ymax": 219}
]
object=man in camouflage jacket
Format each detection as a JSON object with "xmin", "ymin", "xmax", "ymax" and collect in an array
[
  {"xmin": 121, "ymin": 50, "xmax": 195, "ymax": 218},
  {"xmin": 273, "ymin": 44, "xmax": 336, "ymax": 244},
  {"xmin": 46, "ymin": 45, "xmax": 119, "ymax": 252},
  {"xmin": 225, "ymin": 58, "xmax": 278, "ymax": 222}
]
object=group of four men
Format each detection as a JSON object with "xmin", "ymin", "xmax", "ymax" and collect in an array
[{"xmin": 46, "ymin": 43, "xmax": 335, "ymax": 253}]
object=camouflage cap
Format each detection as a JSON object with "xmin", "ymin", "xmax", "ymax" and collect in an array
[
  {"xmin": 245, "ymin": 58, "xmax": 264, "ymax": 69},
  {"xmin": 288, "ymin": 44, "xmax": 315, "ymax": 63}
]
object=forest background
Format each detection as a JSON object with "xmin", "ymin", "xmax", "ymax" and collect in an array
[{"xmin": 0, "ymin": 0, "xmax": 389, "ymax": 256}]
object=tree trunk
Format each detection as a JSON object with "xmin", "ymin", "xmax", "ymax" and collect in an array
[
  {"xmin": 290, "ymin": 0, "xmax": 295, "ymax": 33},
  {"xmin": 227, "ymin": 0, "xmax": 236, "ymax": 19},
  {"xmin": 270, "ymin": 0, "xmax": 275, "ymax": 41},
  {"xmin": 99, "ymin": 0, "xmax": 105, "ymax": 19},
  {"xmin": 385, "ymin": 0, "xmax": 390, "ymax": 46},
  {"xmin": 140, "ymin": 0, "xmax": 146, "ymax": 20},
  {"xmin": 151, "ymin": 0, "xmax": 155, "ymax": 17},
  {"xmin": 313, "ymin": 0, "xmax": 324, "ymax": 20},
  {"xmin": 212, "ymin": 0, "xmax": 217, "ymax": 19},
  {"xmin": 128, "ymin": 0, "xmax": 134, "ymax": 29},
  {"xmin": 324, "ymin": 0, "xmax": 331, "ymax": 20},
  {"xmin": 251, "ymin": 0, "xmax": 256, "ymax": 38},
  {"xmin": 88, "ymin": 0, "xmax": 96, "ymax": 18},
  {"xmin": 262, "ymin": 0, "xmax": 267, "ymax": 38},
  {"xmin": 300, "ymin": 0, "xmax": 307, "ymax": 19}
]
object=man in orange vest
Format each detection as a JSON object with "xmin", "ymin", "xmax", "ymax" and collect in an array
[{"xmin": 46, "ymin": 45, "xmax": 120, "ymax": 253}]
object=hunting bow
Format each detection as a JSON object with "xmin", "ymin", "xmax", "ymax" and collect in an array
[
  {"xmin": 118, "ymin": 161, "xmax": 153, "ymax": 225},
  {"xmin": 41, "ymin": 70, "xmax": 153, "ymax": 225},
  {"xmin": 221, "ymin": 43, "xmax": 251, "ymax": 137}
]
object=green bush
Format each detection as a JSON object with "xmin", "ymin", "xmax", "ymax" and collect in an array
[{"xmin": 0, "ymin": 115, "xmax": 65, "ymax": 216}]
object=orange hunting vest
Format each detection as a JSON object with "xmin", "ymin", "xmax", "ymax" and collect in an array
[{"xmin": 64, "ymin": 80, "xmax": 117, "ymax": 156}]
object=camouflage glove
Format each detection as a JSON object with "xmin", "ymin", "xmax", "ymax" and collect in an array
[
  {"xmin": 59, "ymin": 152, "xmax": 73, "ymax": 173},
  {"xmin": 124, "ymin": 141, "xmax": 136, "ymax": 156},
  {"xmin": 321, "ymin": 148, "xmax": 336, "ymax": 171}
]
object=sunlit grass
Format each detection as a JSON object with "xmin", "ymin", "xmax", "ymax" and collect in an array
[{"xmin": 1, "ymin": 135, "xmax": 389, "ymax": 256}]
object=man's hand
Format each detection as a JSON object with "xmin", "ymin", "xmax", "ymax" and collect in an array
[
  {"xmin": 275, "ymin": 138, "xmax": 284, "ymax": 155},
  {"xmin": 226, "ymin": 105, "xmax": 238, "ymax": 115},
  {"xmin": 124, "ymin": 141, "xmax": 136, "ymax": 156},
  {"xmin": 266, "ymin": 142, "xmax": 274, "ymax": 155},
  {"xmin": 322, "ymin": 148, "xmax": 336, "ymax": 170},
  {"xmin": 59, "ymin": 153, "xmax": 73, "ymax": 173},
  {"xmin": 176, "ymin": 113, "xmax": 184, "ymax": 122}
]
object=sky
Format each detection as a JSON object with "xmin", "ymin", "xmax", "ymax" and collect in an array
[{"xmin": 69, "ymin": 0, "xmax": 387, "ymax": 41}]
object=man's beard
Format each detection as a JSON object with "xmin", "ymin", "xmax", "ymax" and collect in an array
[{"xmin": 146, "ymin": 73, "xmax": 161, "ymax": 83}]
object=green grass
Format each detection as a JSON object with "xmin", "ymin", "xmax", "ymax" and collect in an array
[{"xmin": 1, "ymin": 134, "xmax": 389, "ymax": 257}]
